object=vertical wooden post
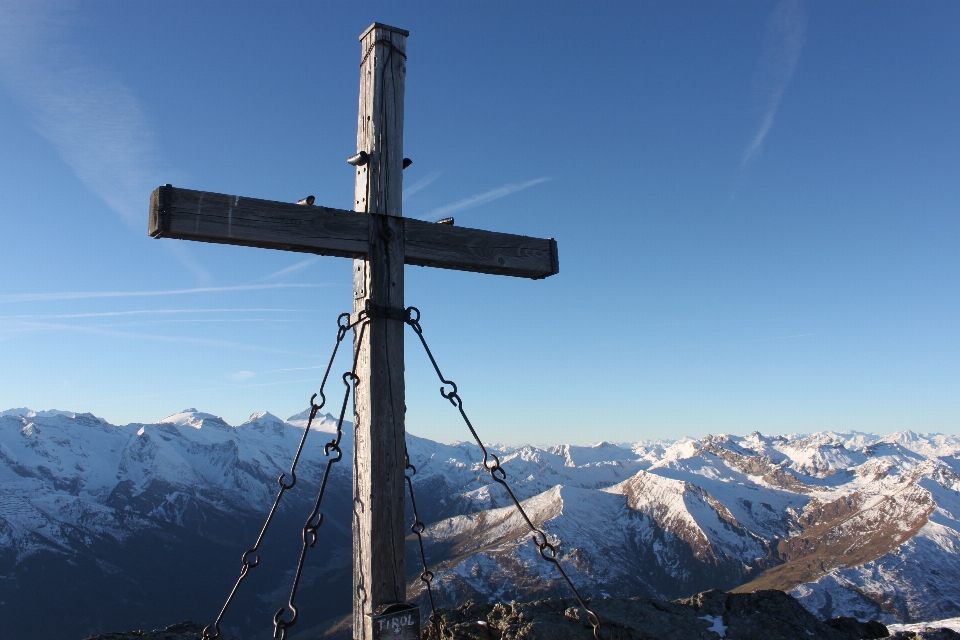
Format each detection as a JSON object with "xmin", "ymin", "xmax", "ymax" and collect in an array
[{"xmin": 351, "ymin": 22, "xmax": 408, "ymax": 640}]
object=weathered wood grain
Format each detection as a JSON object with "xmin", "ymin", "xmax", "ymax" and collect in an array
[
  {"xmin": 404, "ymin": 218, "xmax": 559, "ymax": 279},
  {"xmin": 148, "ymin": 186, "xmax": 369, "ymax": 258},
  {"xmin": 354, "ymin": 23, "xmax": 406, "ymax": 217},
  {"xmin": 352, "ymin": 23, "xmax": 409, "ymax": 640},
  {"xmin": 147, "ymin": 186, "xmax": 560, "ymax": 280}
]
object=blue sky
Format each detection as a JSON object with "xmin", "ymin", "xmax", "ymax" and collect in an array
[{"xmin": 0, "ymin": 1, "xmax": 957, "ymax": 445}]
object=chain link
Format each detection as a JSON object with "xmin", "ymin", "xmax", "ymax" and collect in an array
[
  {"xmin": 360, "ymin": 37, "xmax": 407, "ymax": 68},
  {"xmin": 203, "ymin": 304, "xmax": 600, "ymax": 638},
  {"xmin": 403, "ymin": 306, "xmax": 604, "ymax": 640},
  {"xmin": 202, "ymin": 312, "xmax": 359, "ymax": 640},
  {"xmin": 273, "ymin": 314, "xmax": 369, "ymax": 639},
  {"xmin": 404, "ymin": 448, "xmax": 451, "ymax": 639}
]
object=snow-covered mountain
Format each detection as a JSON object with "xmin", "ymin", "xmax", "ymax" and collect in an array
[
  {"xmin": 2, "ymin": 408, "xmax": 959, "ymax": 640},
  {"xmin": 405, "ymin": 430, "xmax": 960, "ymax": 627},
  {"xmin": 0, "ymin": 407, "xmax": 355, "ymax": 640}
]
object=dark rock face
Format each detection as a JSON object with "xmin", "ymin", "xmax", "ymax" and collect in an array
[
  {"xmin": 826, "ymin": 616, "xmax": 890, "ymax": 639},
  {"xmin": 421, "ymin": 590, "xmax": 883, "ymax": 640},
  {"xmin": 80, "ymin": 621, "xmax": 217, "ymax": 640},
  {"xmin": 91, "ymin": 592, "xmax": 960, "ymax": 640},
  {"xmin": 891, "ymin": 630, "xmax": 960, "ymax": 640}
]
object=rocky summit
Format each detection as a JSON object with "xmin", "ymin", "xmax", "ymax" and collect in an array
[
  {"xmin": 891, "ymin": 633, "xmax": 960, "ymax": 640},
  {"xmin": 86, "ymin": 590, "xmax": 960, "ymax": 640},
  {"xmin": 423, "ymin": 590, "xmax": 960, "ymax": 640},
  {"xmin": 419, "ymin": 589, "xmax": 889, "ymax": 640},
  {"xmin": 81, "ymin": 622, "xmax": 213, "ymax": 640}
]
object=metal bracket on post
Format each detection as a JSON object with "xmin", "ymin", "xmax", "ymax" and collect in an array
[
  {"xmin": 364, "ymin": 300, "xmax": 408, "ymax": 322},
  {"xmin": 354, "ymin": 262, "xmax": 366, "ymax": 300},
  {"xmin": 367, "ymin": 603, "xmax": 420, "ymax": 640}
]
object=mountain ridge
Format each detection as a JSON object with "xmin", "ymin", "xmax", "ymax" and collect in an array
[{"xmin": 2, "ymin": 407, "xmax": 959, "ymax": 639}]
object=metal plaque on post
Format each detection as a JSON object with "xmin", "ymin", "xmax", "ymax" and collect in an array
[{"xmin": 368, "ymin": 603, "xmax": 420, "ymax": 640}]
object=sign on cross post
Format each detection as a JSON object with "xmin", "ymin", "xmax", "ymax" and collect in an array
[{"xmin": 148, "ymin": 23, "xmax": 558, "ymax": 640}]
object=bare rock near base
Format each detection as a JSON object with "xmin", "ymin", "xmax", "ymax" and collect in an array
[
  {"xmin": 891, "ymin": 630, "xmax": 960, "ymax": 640},
  {"xmin": 827, "ymin": 616, "xmax": 891, "ymax": 639},
  {"xmin": 81, "ymin": 621, "xmax": 218, "ymax": 640},
  {"xmin": 422, "ymin": 590, "xmax": 888, "ymax": 640}
]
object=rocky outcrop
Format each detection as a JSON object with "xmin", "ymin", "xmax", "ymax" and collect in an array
[
  {"xmin": 419, "ymin": 589, "xmax": 890, "ymax": 639},
  {"xmin": 827, "ymin": 616, "xmax": 891, "ymax": 639},
  {"xmin": 86, "ymin": 591, "xmax": 960, "ymax": 640},
  {"xmin": 81, "ymin": 621, "xmax": 221, "ymax": 640},
  {"xmin": 890, "ymin": 631, "xmax": 960, "ymax": 640}
]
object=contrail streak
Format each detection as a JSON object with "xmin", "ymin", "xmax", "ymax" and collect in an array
[
  {"xmin": 0, "ymin": 283, "xmax": 333, "ymax": 304},
  {"xmin": 742, "ymin": 0, "xmax": 807, "ymax": 166},
  {"xmin": 419, "ymin": 177, "xmax": 552, "ymax": 221}
]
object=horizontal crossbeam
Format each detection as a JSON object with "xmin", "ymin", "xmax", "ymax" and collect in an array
[
  {"xmin": 149, "ymin": 185, "xmax": 369, "ymax": 258},
  {"xmin": 149, "ymin": 186, "xmax": 558, "ymax": 279}
]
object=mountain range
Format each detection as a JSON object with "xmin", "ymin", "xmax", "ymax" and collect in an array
[{"xmin": 2, "ymin": 407, "xmax": 959, "ymax": 639}]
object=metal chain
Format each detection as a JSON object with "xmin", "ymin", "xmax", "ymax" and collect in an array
[
  {"xmin": 202, "ymin": 311, "xmax": 358, "ymax": 640},
  {"xmin": 403, "ymin": 307, "xmax": 604, "ymax": 640},
  {"xmin": 360, "ymin": 37, "xmax": 407, "ymax": 68},
  {"xmin": 404, "ymin": 448, "xmax": 449, "ymax": 639},
  {"xmin": 273, "ymin": 315, "xmax": 369, "ymax": 639}
]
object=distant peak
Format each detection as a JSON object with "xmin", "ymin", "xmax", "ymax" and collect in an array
[
  {"xmin": 286, "ymin": 408, "xmax": 339, "ymax": 429},
  {"xmin": 245, "ymin": 411, "xmax": 282, "ymax": 423},
  {"xmin": 1, "ymin": 408, "xmax": 77, "ymax": 419},
  {"xmin": 159, "ymin": 409, "xmax": 231, "ymax": 429},
  {"xmin": 242, "ymin": 412, "xmax": 286, "ymax": 435},
  {"xmin": 286, "ymin": 408, "xmax": 313, "ymax": 423},
  {"xmin": 0, "ymin": 407, "xmax": 33, "ymax": 417}
]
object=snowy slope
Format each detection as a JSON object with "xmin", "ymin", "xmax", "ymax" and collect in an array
[
  {"xmin": 0, "ymin": 408, "xmax": 348, "ymax": 556},
  {"xmin": 0, "ymin": 407, "xmax": 354, "ymax": 640},
  {"xmin": 2, "ymin": 408, "xmax": 960, "ymax": 638},
  {"xmin": 406, "ymin": 429, "xmax": 960, "ymax": 625}
]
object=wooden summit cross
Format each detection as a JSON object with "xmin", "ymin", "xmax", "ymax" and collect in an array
[{"xmin": 148, "ymin": 24, "xmax": 557, "ymax": 640}]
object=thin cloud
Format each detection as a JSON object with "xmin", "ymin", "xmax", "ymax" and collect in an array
[
  {"xmin": 403, "ymin": 170, "xmax": 442, "ymax": 201},
  {"xmin": 225, "ymin": 370, "xmax": 255, "ymax": 381},
  {"xmin": 0, "ymin": 3, "xmax": 206, "ymax": 280},
  {"xmin": 660, "ymin": 332, "xmax": 814, "ymax": 352},
  {"xmin": 258, "ymin": 257, "xmax": 320, "ymax": 282},
  {"xmin": 92, "ymin": 319, "xmax": 303, "ymax": 328},
  {"xmin": 0, "ymin": 325, "xmax": 46, "ymax": 342},
  {"xmin": 748, "ymin": 332, "xmax": 813, "ymax": 343},
  {"xmin": 232, "ymin": 377, "xmax": 320, "ymax": 389},
  {"xmin": 742, "ymin": 0, "xmax": 807, "ymax": 166},
  {"xmin": 419, "ymin": 177, "xmax": 552, "ymax": 222},
  {"xmin": 261, "ymin": 365, "xmax": 324, "ymax": 373},
  {"xmin": 165, "ymin": 243, "xmax": 213, "ymax": 285},
  {"xmin": 174, "ymin": 377, "xmax": 323, "ymax": 395},
  {"xmin": 0, "ymin": 283, "xmax": 330, "ymax": 304},
  {"xmin": 0, "ymin": 309, "xmax": 304, "ymax": 319},
  {"xmin": 0, "ymin": 319, "xmax": 302, "ymax": 355}
]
